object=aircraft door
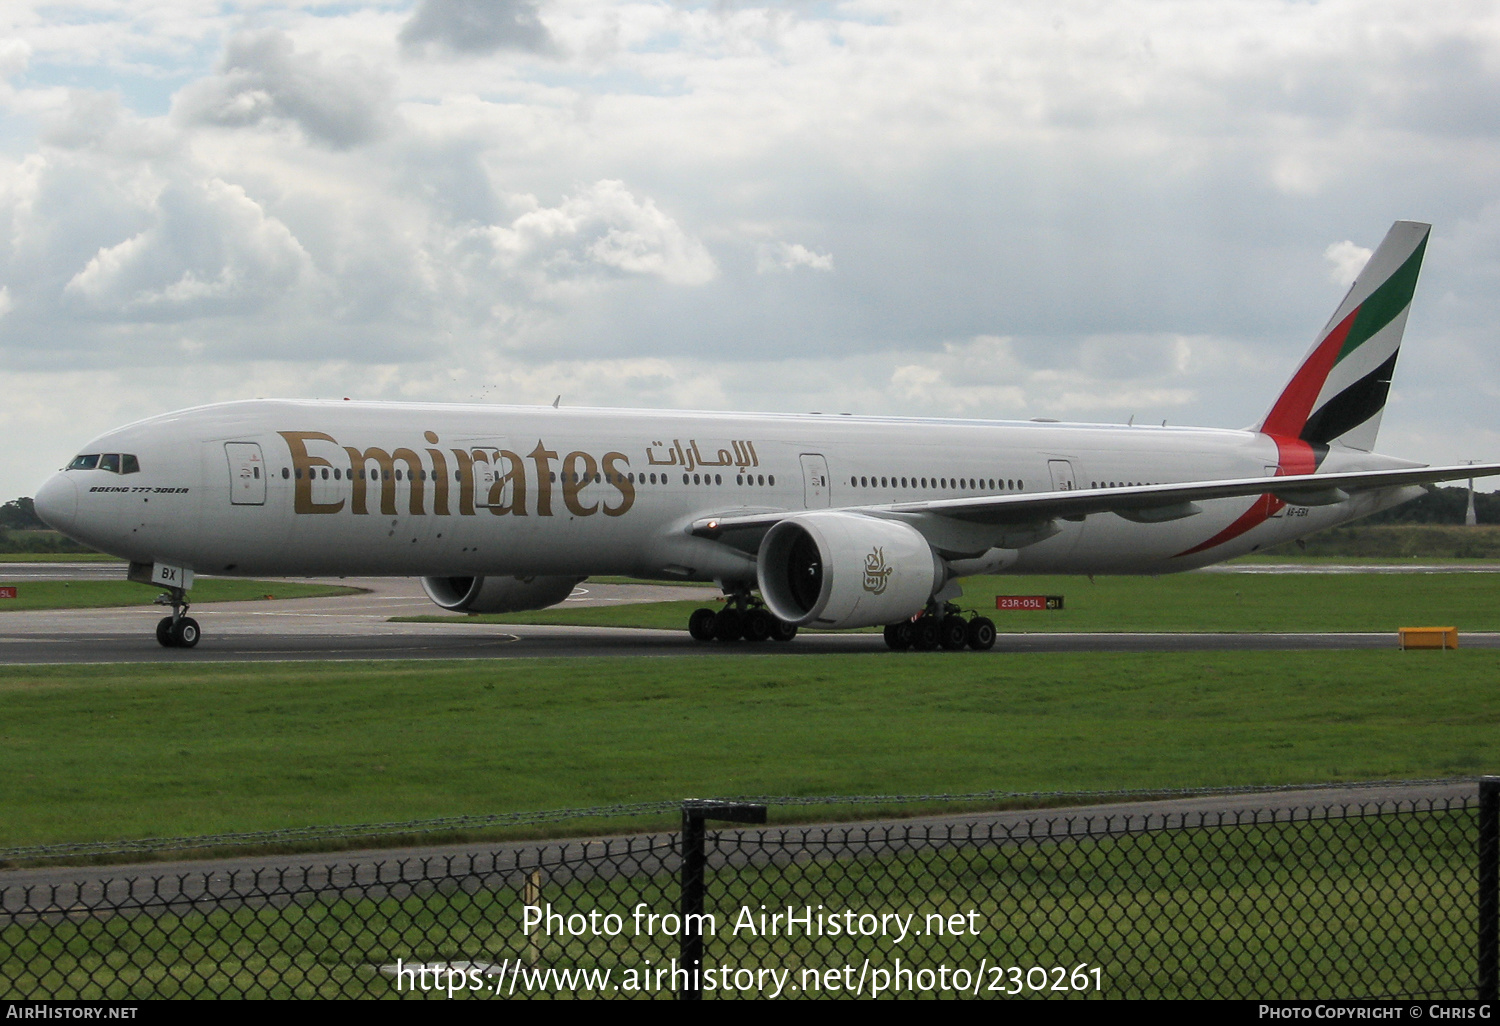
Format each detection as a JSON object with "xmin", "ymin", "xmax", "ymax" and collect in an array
[
  {"xmin": 472, "ymin": 449, "xmax": 500, "ymax": 508},
  {"xmin": 1047, "ymin": 459, "xmax": 1077, "ymax": 492},
  {"xmin": 225, "ymin": 442, "xmax": 267, "ymax": 505},
  {"xmin": 469, "ymin": 445, "xmax": 512, "ymax": 510},
  {"xmin": 800, "ymin": 453, "xmax": 831, "ymax": 509}
]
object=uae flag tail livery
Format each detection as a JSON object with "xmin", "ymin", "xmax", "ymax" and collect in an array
[
  {"xmin": 1260, "ymin": 220, "xmax": 1429, "ymax": 458},
  {"xmin": 1170, "ymin": 221, "xmax": 1440, "ymax": 562}
]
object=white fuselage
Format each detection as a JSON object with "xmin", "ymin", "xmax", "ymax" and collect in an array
[{"xmin": 35, "ymin": 399, "xmax": 1416, "ymax": 584}]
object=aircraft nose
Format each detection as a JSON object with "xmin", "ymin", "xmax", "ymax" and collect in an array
[{"xmin": 33, "ymin": 473, "xmax": 77, "ymax": 534}]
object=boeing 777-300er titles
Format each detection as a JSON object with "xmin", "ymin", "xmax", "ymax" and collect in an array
[{"xmin": 31, "ymin": 221, "xmax": 1500, "ymax": 651}]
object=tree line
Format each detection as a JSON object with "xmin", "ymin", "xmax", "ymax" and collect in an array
[{"xmin": 1359, "ymin": 485, "xmax": 1499, "ymax": 525}]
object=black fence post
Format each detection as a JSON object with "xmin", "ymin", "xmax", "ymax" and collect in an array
[
  {"xmin": 1481, "ymin": 776, "xmax": 1498, "ymax": 1002},
  {"xmin": 679, "ymin": 800, "xmax": 768, "ymax": 1001}
]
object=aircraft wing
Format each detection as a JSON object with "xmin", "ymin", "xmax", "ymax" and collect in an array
[{"xmin": 689, "ymin": 462, "xmax": 1500, "ymax": 541}]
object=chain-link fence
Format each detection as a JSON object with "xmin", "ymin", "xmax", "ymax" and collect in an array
[{"xmin": 2, "ymin": 781, "xmax": 1496, "ymax": 1000}]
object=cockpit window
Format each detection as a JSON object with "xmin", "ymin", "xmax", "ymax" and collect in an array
[{"xmin": 67, "ymin": 453, "xmax": 140, "ymax": 473}]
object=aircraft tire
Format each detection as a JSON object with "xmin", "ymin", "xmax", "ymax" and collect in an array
[
  {"xmin": 912, "ymin": 617, "xmax": 940, "ymax": 651},
  {"xmin": 743, "ymin": 608, "xmax": 774, "ymax": 642},
  {"xmin": 883, "ymin": 622, "xmax": 913, "ymax": 651},
  {"xmin": 966, "ymin": 617, "xmax": 997, "ymax": 651},
  {"xmin": 939, "ymin": 615, "xmax": 969, "ymax": 651},
  {"xmin": 771, "ymin": 620, "xmax": 798, "ymax": 642},
  {"xmin": 688, "ymin": 607, "xmax": 717, "ymax": 641},
  {"xmin": 155, "ymin": 616, "xmax": 176, "ymax": 648},
  {"xmin": 713, "ymin": 608, "xmax": 744, "ymax": 642},
  {"xmin": 171, "ymin": 617, "xmax": 201, "ymax": 649}
]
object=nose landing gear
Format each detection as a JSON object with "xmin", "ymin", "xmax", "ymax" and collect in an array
[{"xmin": 153, "ymin": 588, "xmax": 201, "ymax": 649}]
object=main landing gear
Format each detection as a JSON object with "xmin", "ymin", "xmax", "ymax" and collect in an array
[
  {"xmin": 153, "ymin": 587, "xmax": 201, "ymax": 649},
  {"xmin": 883, "ymin": 603, "xmax": 995, "ymax": 652},
  {"xmin": 687, "ymin": 593, "xmax": 798, "ymax": 644}
]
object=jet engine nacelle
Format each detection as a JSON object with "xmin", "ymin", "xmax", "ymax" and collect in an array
[
  {"xmin": 757, "ymin": 512, "xmax": 940, "ymax": 629},
  {"xmin": 421, "ymin": 575, "xmax": 583, "ymax": 614}
]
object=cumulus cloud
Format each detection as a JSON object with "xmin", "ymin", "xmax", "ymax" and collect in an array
[
  {"xmin": 0, "ymin": 38, "xmax": 30, "ymax": 80},
  {"xmin": 756, "ymin": 241, "xmax": 834, "ymax": 274},
  {"xmin": 39, "ymin": 90, "xmax": 130, "ymax": 150},
  {"xmin": 400, "ymin": 0, "xmax": 556, "ymax": 57},
  {"xmin": 6, "ymin": 1, "xmax": 1500, "ymax": 498},
  {"xmin": 891, "ymin": 334, "xmax": 1200, "ymax": 419},
  {"xmin": 483, "ymin": 180, "xmax": 717, "ymax": 290},
  {"xmin": 1324, "ymin": 240, "xmax": 1374, "ymax": 287},
  {"xmin": 64, "ymin": 178, "xmax": 316, "ymax": 320},
  {"xmin": 175, "ymin": 30, "xmax": 391, "ymax": 149}
]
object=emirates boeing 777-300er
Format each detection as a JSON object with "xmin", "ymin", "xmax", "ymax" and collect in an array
[{"xmin": 31, "ymin": 220, "xmax": 1500, "ymax": 651}]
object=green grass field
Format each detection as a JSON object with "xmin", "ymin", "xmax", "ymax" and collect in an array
[
  {"xmin": 4, "ymin": 563, "xmax": 1490, "ymax": 999},
  {"xmin": 3, "ymin": 571, "xmax": 1490, "ymax": 999},
  {"xmin": 0, "ymin": 552, "xmax": 121, "ymax": 563},
  {"xmin": 0, "ymin": 579, "xmax": 362, "ymax": 611},
  {"xmin": 401, "ymin": 570, "xmax": 1500, "ymax": 633},
  {"xmin": 1, "ymin": 651, "xmax": 1495, "ymax": 852}
]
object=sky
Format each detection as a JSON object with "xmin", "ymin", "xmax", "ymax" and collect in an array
[{"xmin": 2, "ymin": 0, "xmax": 1499, "ymax": 499}]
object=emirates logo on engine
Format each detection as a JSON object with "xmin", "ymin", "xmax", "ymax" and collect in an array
[{"xmin": 863, "ymin": 546, "xmax": 894, "ymax": 595}]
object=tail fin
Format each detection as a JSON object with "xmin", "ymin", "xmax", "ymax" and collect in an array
[{"xmin": 1259, "ymin": 220, "xmax": 1430, "ymax": 452}]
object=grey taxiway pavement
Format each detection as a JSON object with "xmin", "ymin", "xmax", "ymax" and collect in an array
[
  {"xmin": 0, "ymin": 569, "xmax": 714, "ymax": 662},
  {"xmin": 1, "ymin": 562, "xmax": 1498, "ymax": 662}
]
